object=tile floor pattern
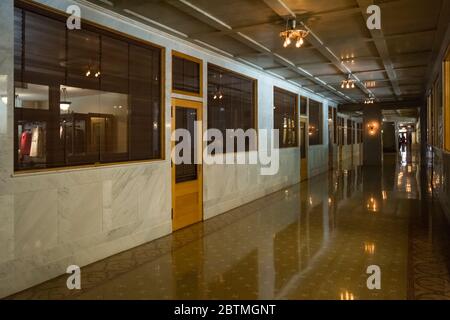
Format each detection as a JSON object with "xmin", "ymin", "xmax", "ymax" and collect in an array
[{"xmin": 6, "ymin": 149, "xmax": 450, "ymax": 300}]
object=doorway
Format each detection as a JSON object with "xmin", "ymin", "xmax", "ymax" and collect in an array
[
  {"xmin": 171, "ymin": 98, "xmax": 203, "ymax": 231},
  {"xmin": 300, "ymin": 119, "xmax": 308, "ymax": 181}
]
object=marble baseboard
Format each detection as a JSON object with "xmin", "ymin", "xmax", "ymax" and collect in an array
[
  {"xmin": 434, "ymin": 149, "xmax": 450, "ymax": 223},
  {"xmin": 203, "ymin": 148, "xmax": 300, "ymax": 221},
  {"xmin": 0, "ymin": 220, "xmax": 171, "ymax": 298},
  {"xmin": 0, "ymin": 157, "xmax": 171, "ymax": 298},
  {"xmin": 204, "ymin": 176, "xmax": 295, "ymax": 220}
]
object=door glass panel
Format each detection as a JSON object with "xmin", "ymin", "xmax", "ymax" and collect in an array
[
  {"xmin": 175, "ymin": 107, "xmax": 198, "ymax": 183},
  {"xmin": 300, "ymin": 123, "xmax": 306, "ymax": 159}
]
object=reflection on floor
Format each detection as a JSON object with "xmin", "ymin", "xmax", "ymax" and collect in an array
[{"xmin": 7, "ymin": 148, "xmax": 450, "ymax": 300}]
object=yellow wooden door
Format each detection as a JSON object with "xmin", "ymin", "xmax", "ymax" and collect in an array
[
  {"xmin": 171, "ymin": 99, "xmax": 203, "ymax": 231},
  {"xmin": 300, "ymin": 120, "xmax": 308, "ymax": 181}
]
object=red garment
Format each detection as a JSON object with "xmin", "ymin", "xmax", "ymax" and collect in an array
[{"xmin": 20, "ymin": 131, "xmax": 32, "ymax": 157}]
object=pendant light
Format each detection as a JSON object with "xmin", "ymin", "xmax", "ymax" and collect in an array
[
  {"xmin": 280, "ymin": 19, "xmax": 309, "ymax": 49},
  {"xmin": 60, "ymin": 87, "xmax": 71, "ymax": 112}
]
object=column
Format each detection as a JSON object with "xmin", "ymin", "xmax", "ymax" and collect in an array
[{"xmin": 363, "ymin": 105, "xmax": 382, "ymax": 166}]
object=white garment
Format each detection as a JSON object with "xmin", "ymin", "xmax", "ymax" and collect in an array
[{"xmin": 30, "ymin": 126, "xmax": 45, "ymax": 158}]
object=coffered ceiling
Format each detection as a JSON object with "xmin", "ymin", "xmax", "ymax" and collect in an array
[{"xmin": 86, "ymin": 0, "xmax": 450, "ymax": 104}]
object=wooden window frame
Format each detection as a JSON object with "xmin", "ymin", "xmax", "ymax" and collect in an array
[
  {"xmin": 273, "ymin": 86, "xmax": 299, "ymax": 149},
  {"xmin": 444, "ymin": 47, "xmax": 450, "ymax": 152},
  {"xmin": 308, "ymin": 99, "xmax": 323, "ymax": 146},
  {"xmin": 172, "ymin": 50, "xmax": 203, "ymax": 98},
  {"xmin": 206, "ymin": 63, "xmax": 258, "ymax": 153},
  {"xmin": 14, "ymin": 0, "xmax": 166, "ymax": 173}
]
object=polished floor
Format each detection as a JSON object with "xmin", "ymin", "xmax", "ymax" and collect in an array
[{"xmin": 7, "ymin": 148, "xmax": 450, "ymax": 300}]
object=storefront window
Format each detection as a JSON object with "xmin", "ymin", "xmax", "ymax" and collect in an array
[
  {"xmin": 14, "ymin": 4, "xmax": 162, "ymax": 171},
  {"xmin": 274, "ymin": 87, "xmax": 298, "ymax": 148},
  {"xmin": 207, "ymin": 64, "xmax": 256, "ymax": 153},
  {"xmin": 444, "ymin": 51, "xmax": 450, "ymax": 152},
  {"xmin": 308, "ymin": 99, "xmax": 323, "ymax": 146},
  {"xmin": 347, "ymin": 120, "xmax": 353, "ymax": 145}
]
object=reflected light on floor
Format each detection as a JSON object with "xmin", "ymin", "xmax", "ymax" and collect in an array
[
  {"xmin": 367, "ymin": 197, "xmax": 378, "ymax": 212},
  {"xmin": 364, "ymin": 242, "xmax": 376, "ymax": 255},
  {"xmin": 406, "ymin": 182, "xmax": 412, "ymax": 193},
  {"xmin": 340, "ymin": 290, "xmax": 355, "ymax": 300},
  {"xmin": 401, "ymin": 150, "xmax": 408, "ymax": 166},
  {"xmin": 397, "ymin": 172, "xmax": 404, "ymax": 187}
]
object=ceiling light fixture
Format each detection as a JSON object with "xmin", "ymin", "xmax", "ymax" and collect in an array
[
  {"xmin": 280, "ymin": 19, "xmax": 309, "ymax": 49},
  {"xmin": 364, "ymin": 95, "xmax": 375, "ymax": 104},
  {"xmin": 341, "ymin": 74, "xmax": 355, "ymax": 89},
  {"xmin": 364, "ymin": 81, "xmax": 376, "ymax": 88},
  {"xmin": 60, "ymin": 87, "xmax": 71, "ymax": 112}
]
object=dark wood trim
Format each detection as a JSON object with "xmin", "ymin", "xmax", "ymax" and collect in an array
[
  {"xmin": 15, "ymin": 0, "xmax": 164, "ymax": 51},
  {"xmin": 274, "ymin": 86, "xmax": 299, "ymax": 148},
  {"xmin": 172, "ymin": 50, "xmax": 203, "ymax": 97},
  {"xmin": 13, "ymin": 0, "xmax": 167, "ymax": 171}
]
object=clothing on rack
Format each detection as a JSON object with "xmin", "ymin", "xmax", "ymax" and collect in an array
[
  {"xmin": 20, "ymin": 130, "xmax": 32, "ymax": 158},
  {"xmin": 30, "ymin": 126, "xmax": 45, "ymax": 158}
]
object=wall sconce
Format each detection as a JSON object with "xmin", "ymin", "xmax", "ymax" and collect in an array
[
  {"xmin": 1, "ymin": 95, "xmax": 7, "ymax": 105},
  {"xmin": 308, "ymin": 125, "xmax": 315, "ymax": 136},
  {"xmin": 367, "ymin": 121, "xmax": 379, "ymax": 136}
]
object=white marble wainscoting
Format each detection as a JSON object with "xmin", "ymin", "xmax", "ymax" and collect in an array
[
  {"xmin": 308, "ymin": 145, "xmax": 329, "ymax": 178},
  {"xmin": 340, "ymin": 145, "xmax": 353, "ymax": 162},
  {"xmin": 339, "ymin": 144, "xmax": 363, "ymax": 164},
  {"xmin": 433, "ymin": 149, "xmax": 450, "ymax": 223},
  {"xmin": 329, "ymin": 145, "xmax": 339, "ymax": 169},
  {"xmin": 0, "ymin": 195, "xmax": 14, "ymax": 265},
  {"xmin": 354, "ymin": 144, "xmax": 363, "ymax": 161},
  {"xmin": 0, "ymin": 162, "xmax": 172, "ymax": 298},
  {"xmin": 204, "ymin": 148, "xmax": 301, "ymax": 220}
]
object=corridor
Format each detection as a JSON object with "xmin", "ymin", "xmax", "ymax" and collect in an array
[{"xmin": 9, "ymin": 150, "xmax": 450, "ymax": 300}]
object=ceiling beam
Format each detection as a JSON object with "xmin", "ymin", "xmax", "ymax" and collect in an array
[
  {"xmin": 356, "ymin": 0, "xmax": 401, "ymax": 99},
  {"xmin": 425, "ymin": 0, "xmax": 450, "ymax": 92},
  {"xmin": 271, "ymin": 1, "xmax": 374, "ymax": 98},
  {"xmin": 261, "ymin": 0, "xmax": 295, "ymax": 18},
  {"xmin": 259, "ymin": 0, "xmax": 371, "ymax": 98},
  {"xmin": 264, "ymin": 60, "xmax": 334, "ymax": 71},
  {"xmin": 324, "ymin": 29, "xmax": 436, "ymax": 48},
  {"xmin": 312, "ymin": 65, "xmax": 428, "ymax": 78},
  {"xmin": 385, "ymin": 28, "xmax": 435, "ymax": 40},
  {"xmin": 235, "ymin": 52, "xmax": 270, "ymax": 58},
  {"xmin": 163, "ymin": 0, "xmax": 348, "ymax": 101},
  {"xmin": 188, "ymin": 6, "xmax": 366, "ymax": 38},
  {"xmin": 339, "ymin": 99, "xmax": 424, "ymax": 112}
]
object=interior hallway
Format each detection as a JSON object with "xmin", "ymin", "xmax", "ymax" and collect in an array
[{"xmin": 7, "ymin": 148, "xmax": 450, "ymax": 300}]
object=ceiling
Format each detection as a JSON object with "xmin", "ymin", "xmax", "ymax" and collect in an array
[
  {"xmin": 87, "ymin": 0, "xmax": 450, "ymax": 104},
  {"xmin": 382, "ymin": 108, "xmax": 419, "ymax": 123}
]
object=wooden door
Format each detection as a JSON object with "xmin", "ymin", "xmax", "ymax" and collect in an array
[
  {"xmin": 171, "ymin": 99, "xmax": 203, "ymax": 231},
  {"xmin": 300, "ymin": 120, "xmax": 308, "ymax": 181}
]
